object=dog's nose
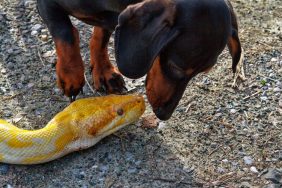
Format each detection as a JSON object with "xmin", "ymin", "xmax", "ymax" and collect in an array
[{"xmin": 154, "ymin": 107, "xmax": 172, "ymax": 120}]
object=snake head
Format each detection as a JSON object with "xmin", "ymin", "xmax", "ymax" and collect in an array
[{"xmin": 83, "ymin": 94, "xmax": 145, "ymax": 136}]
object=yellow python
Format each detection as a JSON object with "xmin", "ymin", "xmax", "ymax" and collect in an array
[{"xmin": 0, "ymin": 94, "xmax": 145, "ymax": 165}]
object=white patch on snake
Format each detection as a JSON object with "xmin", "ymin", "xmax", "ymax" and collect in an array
[{"xmin": 0, "ymin": 124, "xmax": 12, "ymax": 130}]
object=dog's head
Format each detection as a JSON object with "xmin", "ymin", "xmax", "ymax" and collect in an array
[{"xmin": 115, "ymin": 0, "xmax": 234, "ymax": 120}]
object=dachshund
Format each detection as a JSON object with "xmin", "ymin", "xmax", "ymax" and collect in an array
[{"xmin": 37, "ymin": 0, "xmax": 242, "ymax": 120}]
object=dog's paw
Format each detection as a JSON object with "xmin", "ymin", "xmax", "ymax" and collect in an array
[
  {"xmin": 92, "ymin": 66, "xmax": 127, "ymax": 94},
  {"xmin": 56, "ymin": 62, "xmax": 85, "ymax": 101}
]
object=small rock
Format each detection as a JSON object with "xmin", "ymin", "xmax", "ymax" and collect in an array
[
  {"xmin": 91, "ymin": 165, "xmax": 98, "ymax": 169},
  {"xmin": 0, "ymin": 164, "xmax": 9, "ymax": 175},
  {"xmin": 230, "ymin": 109, "xmax": 237, "ymax": 114},
  {"xmin": 279, "ymin": 100, "xmax": 282, "ymax": 108},
  {"xmin": 7, "ymin": 62, "xmax": 14, "ymax": 69},
  {"xmin": 6, "ymin": 184, "xmax": 13, "ymax": 188},
  {"xmin": 79, "ymin": 171, "xmax": 85, "ymax": 179},
  {"xmin": 27, "ymin": 83, "xmax": 34, "ymax": 88},
  {"xmin": 42, "ymin": 50, "xmax": 55, "ymax": 57},
  {"xmin": 243, "ymin": 156, "xmax": 254, "ymax": 165},
  {"xmin": 271, "ymin": 57, "xmax": 278, "ymax": 62},
  {"xmin": 158, "ymin": 122, "xmax": 166, "ymax": 130},
  {"xmin": 269, "ymin": 73, "xmax": 275, "ymax": 77},
  {"xmin": 128, "ymin": 168, "xmax": 137, "ymax": 174},
  {"xmin": 202, "ymin": 77, "xmax": 211, "ymax": 85},
  {"xmin": 24, "ymin": 0, "xmax": 35, "ymax": 8},
  {"xmin": 31, "ymin": 24, "xmax": 42, "ymax": 31},
  {"xmin": 135, "ymin": 160, "xmax": 142, "ymax": 166},
  {"xmin": 250, "ymin": 166, "xmax": 259, "ymax": 174},
  {"xmin": 12, "ymin": 114, "xmax": 23, "ymax": 123},
  {"xmin": 41, "ymin": 34, "xmax": 48, "ymax": 41},
  {"xmin": 260, "ymin": 96, "xmax": 268, "ymax": 101},
  {"xmin": 99, "ymin": 165, "xmax": 108, "ymax": 172},
  {"xmin": 278, "ymin": 151, "xmax": 282, "ymax": 161},
  {"xmin": 7, "ymin": 49, "xmax": 14, "ymax": 54},
  {"xmin": 276, "ymin": 81, "xmax": 282, "ymax": 88},
  {"xmin": 263, "ymin": 169, "xmax": 282, "ymax": 184},
  {"xmin": 222, "ymin": 159, "xmax": 229, "ymax": 163},
  {"xmin": 1, "ymin": 68, "xmax": 6, "ymax": 74},
  {"xmin": 42, "ymin": 76, "xmax": 50, "ymax": 82},
  {"xmin": 31, "ymin": 30, "xmax": 38, "ymax": 36},
  {"xmin": 217, "ymin": 167, "xmax": 225, "ymax": 173},
  {"xmin": 273, "ymin": 88, "xmax": 281, "ymax": 92}
]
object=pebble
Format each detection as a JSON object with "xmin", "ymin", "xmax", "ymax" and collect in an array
[
  {"xmin": 279, "ymin": 100, "xmax": 282, "ymax": 108},
  {"xmin": 24, "ymin": 0, "xmax": 35, "ymax": 8},
  {"xmin": 243, "ymin": 156, "xmax": 254, "ymax": 165},
  {"xmin": 6, "ymin": 185, "xmax": 13, "ymax": 188},
  {"xmin": 1, "ymin": 68, "xmax": 6, "ymax": 74},
  {"xmin": 260, "ymin": 96, "xmax": 268, "ymax": 101},
  {"xmin": 0, "ymin": 164, "xmax": 9, "ymax": 175},
  {"xmin": 41, "ymin": 34, "xmax": 48, "ymax": 41},
  {"xmin": 230, "ymin": 109, "xmax": 237, "ymax": 114},
  {"xmin": 276, "ymin": 81, "xmax": 282, "ymax": 88},
  {"xmin": 7, "ymin": 62, "xmax": 14, "ymax": 69},
  {"xmin": 158, "ymin": 122, "xmax": 167, "ymax": 130},
  {"xmin": 42, "ymin": 76, "xmax": 50, "ymax": 82},
  {"xmin": 7, "ymin": 49, "xmax": 13, "ymax": 54},
  {"xmin": 31, "ymin": 30, "xmax": 38, "ymax": 36},
  {"xmin": 250, "ymin": 166, "xmax": 259, "ymax": 173},
  {"xmin": 31, "ymin": 24, "xmax": 42, "ymax": 31},
  {"xmin": 273, "ymin": 87, "xmax": 281, "ymax": 92},
  {"xmin": 278, "ymin": 151, "xmax": 282, "ymax": 161},
  {"xmin": 27, "ymin": 83, "xmax": 34, "ymax": 88},
  {"xmin": 127, "ymin": 168, "xmax": 137, "ymax": 174},
  {"xmin": 269, "ymin": 73, "xmax": 275, "ymax": 77},
  {"xmin": 217, "ymin": 167, "xmax": 225, "ymax": 173},
  {"xmin": 271, "ymin": 57, "xmax": 278, "ymax": 62},
  {"xmin": 263, "ymin": 169, "xmax": 282, "ymax": 184}
]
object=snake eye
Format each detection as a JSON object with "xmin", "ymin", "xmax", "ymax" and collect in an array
[{"xmin": 117, "ymin": 108, "xmax": 124, "ymax": 116}]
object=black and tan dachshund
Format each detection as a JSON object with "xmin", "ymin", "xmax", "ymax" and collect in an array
[{"xmin": 37, "ymin": 0, "xmax": 242, "ymax": 120}]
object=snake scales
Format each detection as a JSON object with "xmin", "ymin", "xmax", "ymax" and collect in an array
[{"xmin": 0, "ymin": 94, "xmax": 145, "ymax": 165}]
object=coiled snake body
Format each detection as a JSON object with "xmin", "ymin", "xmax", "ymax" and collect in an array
[{"xmin": 0, "ymin": 94, "xmax": 145, "ymax": 165}]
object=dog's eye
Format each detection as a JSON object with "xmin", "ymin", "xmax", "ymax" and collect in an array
[{"xmin": 168, "ymin": 61, "xmax": 186, "ymax": 79}]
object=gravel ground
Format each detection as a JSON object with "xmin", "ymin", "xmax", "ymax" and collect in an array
[{"xmin": 0, "ymin": 0, "xmax": 281, "ymax": 187}]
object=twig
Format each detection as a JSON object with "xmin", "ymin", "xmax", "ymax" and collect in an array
[
  {"xmin": 84, "ymin": 73, "xmax": 101, "ymax": 96},
  {"xmin": 180, "ymin": 95, "xmax": 197, "ymax": 107},
  {"xmin": 2, "ymin": 91, "xmax": 26, "ymax": 101},
  {"xmin": 208, "ymin": 144, "xmax": 223, "ymax": 157},
  {"xmin": 113, "ymin": 133, "xmax": 126, "ymax": 152},
  {"xmin": 210, "ymin": 172, "xmax": 237, "ymax": 186},
  {"xmin": 243, "ymin": 90, "xmax": 262, "ymax": 100},
  {"xmin": 185, "ymin": 101, "xmax": 196, "ymax": 113},
  {"xmin": 37, "ymin": 48, "xmax": 46, "ymax": 66},
  {"xmin": 257, "ymin": 72, "xmax": 280, "ymax": 82}
]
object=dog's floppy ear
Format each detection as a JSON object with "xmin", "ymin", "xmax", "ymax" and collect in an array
[{"xmin": 115, "ymin": 0, "xmax": 179, "ymax": 79}]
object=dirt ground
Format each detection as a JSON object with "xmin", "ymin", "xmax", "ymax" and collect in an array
[{"xmin": 0, "ymin": 0, "xmax": 281, "ymax": 187}]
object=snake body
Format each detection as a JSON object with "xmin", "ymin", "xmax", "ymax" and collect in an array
[{"xmin": 0, "ymin": 94, "xmax": 145, "ymax": 165}]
